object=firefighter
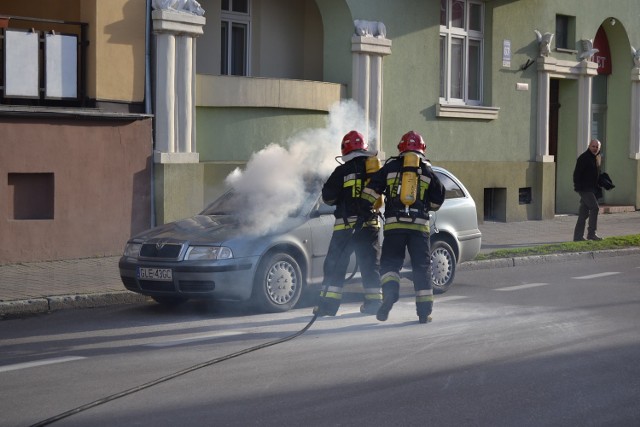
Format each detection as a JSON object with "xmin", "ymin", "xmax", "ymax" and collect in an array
[
  {"xmin": 359, "ymin": 130, "xmax": 445, "ymax": 324},
  {"xmin": 313, "ymin": 130, "xmax": 382, "ymax": 317}
]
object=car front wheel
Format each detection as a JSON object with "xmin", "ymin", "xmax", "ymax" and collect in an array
[
  {"xmin": 430, "ymin": 240, "xmax": 456, "ymax": 294},
  {"xmin": 251, "ymin": 253, "xmax": 303, "ymax": 312}
]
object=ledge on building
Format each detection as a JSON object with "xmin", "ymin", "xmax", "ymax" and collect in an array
[
  {"xmin": 0, "ymin": 105, "xmax": 152, "ymax": 121},
  {"xmin": 196, "ymin": 75, "xmax": 346, "ymax": 112},
  {"xmin": 154, "ymin": 151, "xmax": 199, "ymax": 164},
  {"xmin": 599, "ymin": 204, "xmax": 636, "ymax": 214},
  {"xmin": 436, "ymin": 103, "xmax": 500, "ymax": 120}
]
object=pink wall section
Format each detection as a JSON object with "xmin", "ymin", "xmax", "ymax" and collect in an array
[{"xmin": 0, "ymin": 117, "xmax": 152, "ymax": 264}]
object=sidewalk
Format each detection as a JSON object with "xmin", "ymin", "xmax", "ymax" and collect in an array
[{"xmin": 1, "ymin": 210, "xmax": 639, "ymax": 317}]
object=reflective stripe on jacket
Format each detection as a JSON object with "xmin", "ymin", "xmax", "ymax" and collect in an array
[
  {"xmin": 322, "ymin": 156, "xmax": 369, "ymax": 225},
  {"xmin": 333, "ymin": 216, "xmax": 380, "ymax": 231}
]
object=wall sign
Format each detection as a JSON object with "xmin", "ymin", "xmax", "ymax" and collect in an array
[{"xmin": 502, "ymin": 39, "xmax": 511, "ymax": 68}]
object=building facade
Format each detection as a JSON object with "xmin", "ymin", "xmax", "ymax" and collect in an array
[
  {"xmin": 159, "ymin": 0, "xmax": 639, "ymax": 228},
  {"xmin": 0, "ymin": 0, "xmax": 152, "ymax": 264},
  {"xmin": 2, "ymin": 0, "xmax": 639, "ymax": 265}
]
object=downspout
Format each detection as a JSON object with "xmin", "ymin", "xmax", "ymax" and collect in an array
[{"xmin": 145, "ymin": 0, "xmax": 156, "ymax": 227}]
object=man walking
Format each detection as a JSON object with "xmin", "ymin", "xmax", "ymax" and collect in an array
[{"xmin": 573, "ymin": 139, "xmax": 603, "ymax": 241}]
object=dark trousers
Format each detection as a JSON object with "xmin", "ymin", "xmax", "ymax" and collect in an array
[
  {"xmin": 322, "ymin": 226, "xmax": 381, "ymax": 291},
  {"xmin": 574, "ymin": 191, "xmax": 599, "ymax": 239},
  {"xmin": 380, "ymin": 229, "xmax": 432, "ymax": 293},
  {"xmin": 380, "ymin": 229, "xmax": 434, "ymax": 317}
]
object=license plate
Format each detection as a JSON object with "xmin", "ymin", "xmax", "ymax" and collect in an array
[{"xmin": 137, "ymin": 267, "xmax": 173, "ymax": 281}]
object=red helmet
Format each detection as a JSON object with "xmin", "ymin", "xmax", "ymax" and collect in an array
[
  {"xmin": 398, "ymin": 130, "xmax": 426, "ymax": 154},
  {"xmin": 341, "ymin": 130, "xmax": 368, "ymax": 156}
]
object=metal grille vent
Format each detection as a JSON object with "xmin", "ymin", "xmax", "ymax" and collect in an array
[{"xmin": 140, "ymin": 243, "xmax": 183, "ymax": 259}]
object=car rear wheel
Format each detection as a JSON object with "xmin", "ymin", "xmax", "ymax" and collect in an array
[
  {"xmin": 430, "ymin": 240, "xmax": 456, "ymax": 294},
  {"xmin": 251, "ymin": 253, "xmax": 303, "ymax": 312}
]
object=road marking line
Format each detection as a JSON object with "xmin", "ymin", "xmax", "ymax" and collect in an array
[
  {"xmin": 495, "ymin": 283, "xmax": 550, "ymax": 291},
  {"xmin": 436, "ymin": 295, "xmax": 468, "ymax": 302},
  {"xmin": 0, "ymin": 356, "xmax": 86, "ymax": 373},
  {"xmin": 145, "ymin": 331, "xmax": 246, "ymax": 348},
  {"xmin": 572, "ymin": 272, "xmax": 620, "ymax": 280}
]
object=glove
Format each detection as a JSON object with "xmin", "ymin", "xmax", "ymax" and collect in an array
[{"xmin": 353, "ymin": 216, "xmax": 365, "ymax": 232}]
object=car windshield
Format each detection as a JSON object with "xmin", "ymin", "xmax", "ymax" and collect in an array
[{"xmin": 201, "ymin": 191, "xmax": 244, "ymax": 215}]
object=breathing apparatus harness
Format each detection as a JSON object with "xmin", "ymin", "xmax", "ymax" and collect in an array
[
  {"xmin": 380, "ymin": 151, "xmax": 431, "ymax": 226},
  {"xmin": 335, "ymin": 152, "xmax": 384, "ymax": 232},
  {"xmin": 399, "ymin": 152, "xmax": 421, "ymax": 215}
]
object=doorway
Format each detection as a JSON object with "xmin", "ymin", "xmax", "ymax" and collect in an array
[{"xmin": 592, "ymin": 74, "xmax": 608, "ymax": 178}]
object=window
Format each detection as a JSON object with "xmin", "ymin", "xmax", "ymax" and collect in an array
[
  {"xmin": 439, "ymin": 0, "xmax": 484, "ymax": 105},
  {"xmin": 555, "ymin": 14, "xmax": 576, "ymax": 51},
  {"xmin": 435, "ymin": 171, "xmax": 465, "ymax": 199},
  {"xmin": 8, "ymin": 173, "xmax": 55, "ymax": 220},
  {"xmin": 221, "ymin": 0, "xmax": 250, "ymax": 76}
]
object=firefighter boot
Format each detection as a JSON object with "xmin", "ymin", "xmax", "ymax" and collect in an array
[
  {"xmin": 376, "ymin": 286, "xmax": 399, "ymax": 322},
  {"xmin": 312, "ymin": 293, "xmax": 340, "ymax": 317},
  {"xmin": 360, "ymin": 299, "xmax": 382, "ymax": 315},
  {"xmin": 416, "ymin": 301, "xmax": 433, "ymax": 324}
]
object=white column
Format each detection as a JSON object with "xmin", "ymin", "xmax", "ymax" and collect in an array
[
  {"xmin": 352, "ymin": 52, "xmax": 370, "ymax": 129},
  {"xmin": 535, "ymin": 56, "xmax": 558, "ymax": 162},
  {"xmin": 351, "ymin": 34, "xmax": 391, "ymax": 156},
  {"xmin": 152, "ymin": 9, "xmax": 205, "ymax": 164},
  {"xmin": 576, "ymin": 60, "xmax": 598, "ymax": 156},
  {"xmin": 630, "ymin": 68, "xmax": 640, "ymax": 159},
  {"xmin": 577, "ymin": 75, "xmax": 592, "ymax": 157},
  {"xmin": 191, "ymin": 37, "xmax": 198, "ymax": 153},
  {"xmin": 155, "ymin": 32, "xmax": 176, "ymax": 154},
  {"xmin": 176, "ymin": 35, "xmax": 192, "ymax": 154},
  {"xmin": 536, "ymin": 64, "xmax": 551, "ymax": 162},
  {"xmin": 370, "ymin": 55, "xmax": 383, "ymax": 146}
]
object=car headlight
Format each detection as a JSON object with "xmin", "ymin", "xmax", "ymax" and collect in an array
[
  {"xmin": 123, "ymin": 242, "xmax": 142, "ymax": 257},
  {"xmin": 186, "ymin": 246, "xmax": 234, "ymax": 260}
]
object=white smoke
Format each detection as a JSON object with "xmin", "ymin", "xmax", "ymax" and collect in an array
[{"xmin": 225, "ymin": 99, "xmax": 374, "ymax": 235}]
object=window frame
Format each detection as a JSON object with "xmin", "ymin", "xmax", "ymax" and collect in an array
[
  {"xmin": 554, "ymin": 14, "xmax": 577, "ymax": 53},
  {"xmin": 439, "ymin": 0, "xmax": 484, "ymax": 106},
  {"xmin": 221, "ymin": 0, "xmax": 251, "ymax": 76}
]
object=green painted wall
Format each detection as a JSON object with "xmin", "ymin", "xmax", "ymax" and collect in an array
[
  {"xmin": 190, "ymin": 0, "xmax": 640, "ymax": 225},
  {"xmin": 196, "ymin": 107, "xmax": 329, "ymax": 206},
  {"xmin": 196, "ymin": 107, "xmax": 328, "ymax": 161},
  {"xmin": 603, "ymin": 21, "xmax": 635, "ymax": 206},
  {"xmin": 155, "ymin": 163, "xmax": 204, "ymax": 223}
]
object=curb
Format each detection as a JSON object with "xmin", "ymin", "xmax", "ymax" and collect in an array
[
  {"xmin": 459, "ymin": 247, "xmax": 640, "ymax": 271},
  {"xmin": 0, "ymin": 292, "xmax": 149, "ymax": 318}
]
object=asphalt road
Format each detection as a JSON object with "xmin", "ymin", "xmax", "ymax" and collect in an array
[{"xmin": 1, "ymin": 254, "xmax": 639, "ymax": 427}]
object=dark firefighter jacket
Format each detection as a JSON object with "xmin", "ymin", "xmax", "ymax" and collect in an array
[{"xmin": 322, "ymin": 154, "xmax": 379, "ymax": 230}]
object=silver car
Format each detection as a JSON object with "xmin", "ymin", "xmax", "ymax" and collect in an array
[{"xmin": 119, "ymin": 167, "xmax": 481, "ymax": 312}]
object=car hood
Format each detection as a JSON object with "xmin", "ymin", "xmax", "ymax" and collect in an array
[{"xmin": 130, "ymin": 214, "xmax": 306, "ymax": 245}]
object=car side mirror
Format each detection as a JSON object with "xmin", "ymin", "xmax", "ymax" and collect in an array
[{"xmin": 311, "ymin": 202, "xmax": 334, "ymax": 217}]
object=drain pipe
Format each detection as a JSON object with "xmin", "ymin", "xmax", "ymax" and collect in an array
[{"xmin": 145, "ymin": 0, "xmax": 156, "ymax": 228}]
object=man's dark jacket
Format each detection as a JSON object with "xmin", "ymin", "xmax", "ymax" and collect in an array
[{"xmin": 573, "ymin": 149, "xmax": 599, "ymax": 193}]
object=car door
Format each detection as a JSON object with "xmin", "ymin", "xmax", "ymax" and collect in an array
[{"xmin": 306, "ymin": 197, "xmax": 335, "ymax": 284}]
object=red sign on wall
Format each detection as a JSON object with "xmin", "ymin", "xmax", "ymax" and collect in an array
[{"xmin": 593, "ymin": 26, "xmax": 612, "ymax": 75}]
